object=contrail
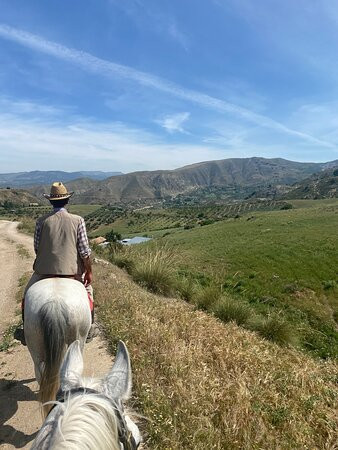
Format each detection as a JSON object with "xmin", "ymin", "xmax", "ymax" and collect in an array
[{"xmin": 0, "ymin": 23, "xmax": 335, "ymax": 149}]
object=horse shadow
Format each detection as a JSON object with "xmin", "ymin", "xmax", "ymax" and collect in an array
[{"xmin": 0, "ymin": 377, "xmax": 38, "ymax": 447}]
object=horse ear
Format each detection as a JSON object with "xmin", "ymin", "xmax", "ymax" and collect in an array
[
  {"xmin": 105, "ymin": 341, "xmax": 131, "ymax": 400},
  {"xmin": 60, "ymin": 340, "xmax": 84, "ymax": 390}
]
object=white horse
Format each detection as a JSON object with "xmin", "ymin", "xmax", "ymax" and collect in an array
[
  {"xmin": 24, "ymin": 278, "xmax": 91, "ymax": 412},
  {"xmin": 31, "ymin": 340, "xmax": 141, "ymax": 450}
]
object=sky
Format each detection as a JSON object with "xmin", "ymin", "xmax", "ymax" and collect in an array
[{"xmin": 1, "ymin": 0, "xmax": 338, "ymax": 173}]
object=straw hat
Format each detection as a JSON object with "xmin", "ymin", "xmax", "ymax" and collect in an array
[{"xmin": 43, "ymin": 182, "xmax": 74, "ymax": 200}]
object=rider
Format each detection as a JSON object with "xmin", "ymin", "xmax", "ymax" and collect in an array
[{"xmin": 16, "ymin": 181, "xmax": 96, "ymax": 344}]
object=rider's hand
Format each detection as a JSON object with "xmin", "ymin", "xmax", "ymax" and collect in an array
[{"xmin": 84, "ymin": 270, "xmax": 93, "ymax": 287}]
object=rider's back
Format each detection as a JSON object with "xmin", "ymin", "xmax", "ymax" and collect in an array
[{"xmin": 33, "ymin": 210, "xmax": 84, "ymax": 276}]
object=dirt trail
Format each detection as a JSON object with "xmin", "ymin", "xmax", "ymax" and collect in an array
[{"xmin": 0, "ymin": 221, "xmax": 112, "ymax": 449}]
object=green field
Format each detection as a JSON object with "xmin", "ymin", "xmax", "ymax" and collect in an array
[
  {"xmin": 86, "ymin": 199, "xmax": 292, "ymax": 238},
  {"xmin": 160, "ymin": 200, "xmax": 338, "ymax": 358},
  {"xmin": 94, "ymin": 199, "xmax": 338, "ymax": 359}
]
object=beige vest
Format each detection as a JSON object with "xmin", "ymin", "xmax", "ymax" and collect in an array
[{"xmin": 33, "ymin": 211, "xmax": 84, "ymax": 275}]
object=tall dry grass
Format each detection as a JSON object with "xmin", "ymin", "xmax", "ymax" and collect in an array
[
  {"xmin": 131, "ymin": 244, "xmax": 178, "ymax": 296},
  {"xmin": 94, "ymin": 262, "xmax": 337, "ymax": 449}
]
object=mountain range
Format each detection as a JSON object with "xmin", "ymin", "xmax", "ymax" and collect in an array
[
  {"xmin": 3, "ymin": 157, "xmax": 338, "ymax": 204},
  {"xmin": 0, "ymin": 170, "xmax": 121, "ymax": 187},
  {"xmin": 67, "ymin": 157, "xmax": 337, "ymax": 203}
]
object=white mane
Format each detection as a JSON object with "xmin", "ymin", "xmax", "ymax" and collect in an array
[{"xmin": 50, "ymin": 393, "xmax": 120, "ymax": 450}]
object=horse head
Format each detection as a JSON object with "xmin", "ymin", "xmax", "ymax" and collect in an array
[{"xmin": 32, "ymin": 340, "xmax": 141, "ymax": 450}]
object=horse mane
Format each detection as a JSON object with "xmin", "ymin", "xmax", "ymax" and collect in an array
[{"xmin": 49, "ymin": 392, "xmax": 120, "ymax": 450}]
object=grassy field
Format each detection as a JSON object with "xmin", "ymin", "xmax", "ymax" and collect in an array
[
  {"xmin": 97, "ymin": 199, "xmax": 338, "ymax": 359},
  {"xmin": 86, "ymin": 200, "xmax": 291, "ymax": 238},
  {"xmin": 161, "ymin": 200, "xmax": 338, "ymax": 358},
  {"xmin": 94, "ymin": 262, "xmax": 337, "ymax": 449}
]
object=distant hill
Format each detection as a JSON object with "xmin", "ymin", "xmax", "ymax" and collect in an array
[
  {"xmin": 0, "ymin": 188, "xmax": 41, "ymax": 206},
  {"xmin": 0, "ymin": 170, "xmax": 122, "ymax": 188},
  {"xmin": 73, "ymin": 157, "xmax": 336, "ymax": 204},
  {"xmin": 282, "ymin": 167, "xmax": 338, "ymax": 199},
  {"xmin": 30, "ymin": 177, "xmax": 102, "ymax": 202}
]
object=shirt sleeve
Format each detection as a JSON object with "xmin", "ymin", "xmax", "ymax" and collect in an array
[
  {"xmin": 77, "ymin": 218, "xmax": 91, "ymax": 258},
  {"xmin": 33, "ymin": 220, "xmax": 41, "ymax": 254}
]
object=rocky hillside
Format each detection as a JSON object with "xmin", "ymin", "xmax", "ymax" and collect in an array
[
  {"xmin": 283, "ymin": 167, "xmax": 338, "ymax": 199},
  {"xmin": 0, "ymin": 188, "xmax": 41, "ymax": 206}
]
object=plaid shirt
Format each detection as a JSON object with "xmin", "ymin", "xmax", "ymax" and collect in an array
[{"xmin": 34, "ymin": 208, "xmax": 91, "ymax": 258}]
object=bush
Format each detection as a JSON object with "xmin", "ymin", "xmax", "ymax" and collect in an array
[
  {"xmin": 214, "ymin": 298, "xmax": 250, "ymax": 326},
  {"xmin": 176, "ymin": 277, "xmax": 196, "ymax": 302},
  {"xmin": 133, "ymin": 264, "xmax": 175, "ymax": 296},
  {"xmin": 253, "ymin": 315, "xmax": 296, "ymax": 346},
  {"xmin": 322, "ymin": 280, "xmax": 337, "ymax": 290},
  {"xmin": 17, "ymin": 217, "xmax": 35, "ymax": 235},
  {"xmin": 110, "ymin": 255, "xmax": 135, "ymax": 274},
  {"xmin": 132, "ymin": 244, "xmax": 178, "ymax": 296},
  {"xmin": 280, "ymin": 203, "xmax": 293, "ymax": 210},
  {"xmin": 195, "ymin": 285, "xmax": 222, "ymax": 311}
]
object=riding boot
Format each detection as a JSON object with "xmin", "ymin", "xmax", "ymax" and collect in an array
[
  {"xmin": 14, "ymin": 299, "xmax": 26, "ymax": 346},
  {"xmin": 86, "ymin": 304, "xmax": 99, "ymax": 343}
]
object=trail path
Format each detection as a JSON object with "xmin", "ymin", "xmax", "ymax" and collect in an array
[{"xmin": 0, "ymin": 220, "xmax": 112, "ymax": 449}]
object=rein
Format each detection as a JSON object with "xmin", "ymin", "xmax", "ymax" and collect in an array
[{"xmin": 52, "ymin": 387, "xmax": 139, "ymax": 450}]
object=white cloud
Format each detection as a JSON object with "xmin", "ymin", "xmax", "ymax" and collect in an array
[
  {"xmin": 0, "ymin": 108, "xmax": 226, "ymax": 172},
  {"xmin": 0, "ymin": 24, "xmax": 335, "ymax": 150},
  {"xmin": 0, "ymin": 96, "xmax": 64, "ymax": 116},
  {"xmin": 156, "ymin": 112, "xmax": 190, "ymax": 133}
]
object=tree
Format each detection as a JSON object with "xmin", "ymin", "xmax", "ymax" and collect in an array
[{"xmin": 105, "ymin": 229, "xmax": 121, "ymax": 243}]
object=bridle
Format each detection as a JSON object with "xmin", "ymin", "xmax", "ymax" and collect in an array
[{"xmin": 51, "ymin": 387, "xmax": 139, "ymax": 450}]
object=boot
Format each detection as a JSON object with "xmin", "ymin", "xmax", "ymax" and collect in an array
[{"xmin": 14, "ymin": 326, "xmax": 26, "ymax": 346}]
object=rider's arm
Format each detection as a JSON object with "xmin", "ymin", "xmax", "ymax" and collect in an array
[
  {"xmin": 77, "ymin": 218, "xmax": 92, "ymax": 285},
  {"xmin": 33, "ymin": 220, "xmax": 42, "ymax": 254},
  {"xmin": 82, "ymin": 256, "xmax": 92, "ymax": 287}
]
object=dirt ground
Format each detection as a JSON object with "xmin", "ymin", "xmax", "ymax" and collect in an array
[{"xmin": 0, "ymin": 221, "xmax": 113, "ymax": 449}]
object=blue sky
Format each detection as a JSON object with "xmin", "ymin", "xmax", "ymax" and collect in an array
[{"xmin": 0, "ymin": 0, "xmax": 338, "ymax": 173}]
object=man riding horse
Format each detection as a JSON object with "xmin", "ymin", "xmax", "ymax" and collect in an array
[{"xmin": 16, "ymin": 181, "xmax": 97, "ymax": 344}]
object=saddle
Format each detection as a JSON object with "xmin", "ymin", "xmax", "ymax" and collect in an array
[{"xmin": 22, "ymin": 275, "xmax": 94, "ymax": 311}]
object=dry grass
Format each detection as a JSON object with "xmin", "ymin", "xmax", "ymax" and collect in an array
[{"xmin": 93, "ymin": 262, "xmax": 337, "ymax": 449}]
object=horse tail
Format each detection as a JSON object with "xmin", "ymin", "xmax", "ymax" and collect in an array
[{"xmin": 38, "ymin": 300, "xmax": 68, "ymax": 416}]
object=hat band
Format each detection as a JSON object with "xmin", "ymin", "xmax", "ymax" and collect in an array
[{"xmin": 50, "ymin": 193, "xmax": 70, "ymax": 197}]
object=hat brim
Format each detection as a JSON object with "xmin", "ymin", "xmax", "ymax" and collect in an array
[{"xmin": 43, "ymin": 192, "xmax": 74, "ymax": 200}]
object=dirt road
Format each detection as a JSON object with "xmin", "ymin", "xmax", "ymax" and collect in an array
[{"xmin": 0, "ymin": 220, "xmax": 112, "ymax": 449}]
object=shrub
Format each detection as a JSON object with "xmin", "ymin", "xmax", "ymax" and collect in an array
[
  {"xmin": 322, "ymin": 280, "xmax": 337, "ymax": 290},
  {"xmin": 214, "ymin": 298, "xmax": 250, "ymax": 326},
  {"xmin": 17, "ymin": 217, "xmax": 35, "ymax": 235},
  {"xmin": 280, "ymin": 203, "xmax": 293, "ymax": 210},
  {"xmin": 283, "ymin": 283, "xmax": 299, "ymax": 294},
  {"xmin": 195, "ymin": 285, "xmax": 222, "ymax": 311},
  {"xmin": 253, "ymin": 315, "xmax": 296, "ymax": 346},
  {"xmin": 111, "ymin": 255, "xmax": 135, "ymax": 274},
  {"xmin": 176, "ymin": 277, "xmax": 196, "ymax": 302},
  {"xmin": 132, "ymin": 244, "xmax": 178, "ymax": 296},
  {"xmin": 133, "ymin": 264, "xmax": 175, "ymax": 296}
]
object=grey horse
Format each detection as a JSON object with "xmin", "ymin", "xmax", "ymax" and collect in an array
[{"xmin": 24, "ymin": 277, "xmax": 91, "ymax": 414}]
